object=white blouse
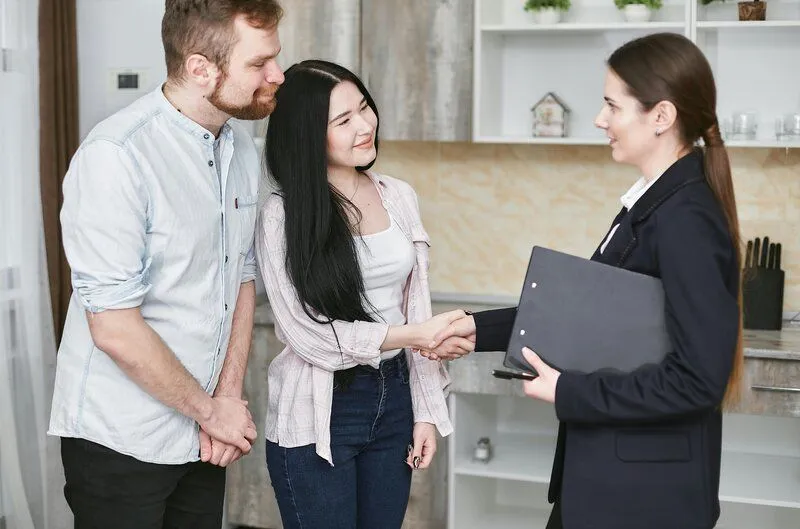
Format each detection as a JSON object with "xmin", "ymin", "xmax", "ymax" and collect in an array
[{"xmin": 356, "ymin": 215, "xmax": 416, "ymax": 360}]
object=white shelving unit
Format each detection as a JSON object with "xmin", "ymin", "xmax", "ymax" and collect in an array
[
  {"xmin": 448, "ymin": 394, "xmax": 559, "ymax": 529},
  {"xmin": 448, "ymin": 391, "xmax": 800, "ymax": 529},
  {"xmin": 473, "ymin": 0, "xmax": 800, "ymax": 148}
]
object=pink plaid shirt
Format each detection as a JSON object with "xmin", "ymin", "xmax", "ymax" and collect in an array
[{"xmin": 255, "ymin": 171, "xmax": 452, "ymax": 465}]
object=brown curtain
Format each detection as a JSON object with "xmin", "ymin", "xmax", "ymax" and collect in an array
[{"xmin": 39, "ymin": 0, "xmax": 79, "ymax": 343}]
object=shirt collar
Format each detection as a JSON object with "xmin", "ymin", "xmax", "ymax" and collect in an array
[
  {"xmin": 620, "ymin": 175, "xmax": 659, "ymax": 210},
  {"xmin": 365, "ymin": 169, "xmax": 387, "ymax": 188},
  {"xmin": 154, "ymin": 84, "xmax": 232, "ymax": 145}
]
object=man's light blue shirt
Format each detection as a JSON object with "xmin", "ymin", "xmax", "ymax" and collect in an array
[{"xmin": 48, "ymin": 86, "xmax": 260, "ymax": 464}]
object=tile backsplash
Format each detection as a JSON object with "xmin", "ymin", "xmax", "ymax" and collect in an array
[{"xmin": 373, "ymin": 142, "xmax": 800, "ymax": 312}]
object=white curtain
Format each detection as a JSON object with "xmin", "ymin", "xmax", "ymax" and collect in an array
[{"xmin": 1, "ymin": 1, "xmax": 68, "ymax": 528}]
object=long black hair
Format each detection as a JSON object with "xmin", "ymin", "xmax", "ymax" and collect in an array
[{"xmin": 265, "ymin": 59, "xmax": 381, "ymax": 325}]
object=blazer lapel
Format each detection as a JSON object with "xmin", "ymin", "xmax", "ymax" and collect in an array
[
  {"xmin": 626, "ymin": 150, "xmax": 705, "ymax": 226},
  {"xmin": 591, "ymin": 206, "xmax": 635, "ymax": 266},
  {"xmin": 593, "ymin": 150, "xmax": 706, "ymax": 268}
]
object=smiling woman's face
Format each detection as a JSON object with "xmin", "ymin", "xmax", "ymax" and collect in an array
[
  {"xmin": 326, "ymin": 81, "xmax": 378, "ymax": 170},
  {"xmin": 594, "ymin": 68, "xmax": 659, "ymax": 168}
]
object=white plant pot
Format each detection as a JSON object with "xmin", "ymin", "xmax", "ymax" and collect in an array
[
  {"xmin": 523, "ymin": 10, "xmax": 538, "ymax": 24},
  {"xmin": 623, "ymin": 4, "xmax": 652, "ymax": 22},
  {"xmin": 534, "ymin": 7, "xmax": 562, "ymax": 24}
]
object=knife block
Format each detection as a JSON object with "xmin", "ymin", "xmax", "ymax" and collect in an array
[{"xmin": 742, "ymin": 267, "xmax": 785, "ymax": 330}]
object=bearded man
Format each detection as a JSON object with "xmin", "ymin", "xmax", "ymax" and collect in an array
[{"xmin": 48, "ymin": 2, "xmax": 284, "ymax": 527}]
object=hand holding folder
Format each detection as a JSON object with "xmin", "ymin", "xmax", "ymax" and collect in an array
[{"xmin": 504, "ymin": 246, "xmax": 672, "ymax": 375}]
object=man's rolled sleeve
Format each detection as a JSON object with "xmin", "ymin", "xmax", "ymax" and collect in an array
[
  {"xmin": 241, "ymin": 244, "xmax": 257, "ymax": 283},
  {"xmin": 61, "ymin": 139, "xmax": 150, "ymax": 312}
]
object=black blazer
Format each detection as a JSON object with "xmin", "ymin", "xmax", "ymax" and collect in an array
[{"xmin": 473, "ymin": 150, "xmax": 740, "ymax": 529}]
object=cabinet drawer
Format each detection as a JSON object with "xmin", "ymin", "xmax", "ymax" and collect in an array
[{"xmin": 730, "ymin": 358, "xmax": 800, "ymax": 418}]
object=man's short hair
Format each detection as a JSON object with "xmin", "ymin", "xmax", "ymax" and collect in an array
[{"xmin": 162, "ymin": 0, "xmax": 283, "ymax": 81}]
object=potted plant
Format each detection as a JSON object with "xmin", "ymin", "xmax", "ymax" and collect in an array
[
  {"xmin": 700, "ymin": 0, "xmax": 766, "ymax": 21},
  {"xmin": 614, "ymin": 0, "xmax": 663, "ymax": 22},
  {"xmin": 523, "ymin": 0, "xmax": 571, "ymax": 24}
]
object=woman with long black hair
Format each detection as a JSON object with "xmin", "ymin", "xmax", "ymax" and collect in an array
[{"xmin": 255, "ymin": 60, "xmax": 469, "ymax": 529}]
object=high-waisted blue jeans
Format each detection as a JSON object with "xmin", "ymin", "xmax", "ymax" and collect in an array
[{"xmin": 266, "ymin": 353, "xmax": 414, "ymax": 529}]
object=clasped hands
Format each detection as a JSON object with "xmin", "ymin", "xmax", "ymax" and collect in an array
[{"xmin": 197, "ymin": 392, "xmax": 257, "ymax": 468}]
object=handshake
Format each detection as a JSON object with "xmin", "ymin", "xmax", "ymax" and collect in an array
[
  {"xmin": 188, "ymin": 309, "xmax": 480, "ymax": 469},
  {"xmin": 413, "ymin": 309, "xmax": 477, "ymax": 361}
]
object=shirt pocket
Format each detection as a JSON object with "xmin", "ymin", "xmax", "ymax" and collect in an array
[{"xmin": 235, "ymin": 193, "xmax": 258, "ymax": 254}]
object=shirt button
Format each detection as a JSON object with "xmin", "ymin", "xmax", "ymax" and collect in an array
[
  {"xmin": 208, "ymin": 160, "xmax": 214, "ymax": 167},
  {"xmin": 203, "ymin": 133, "xmax": 210, "ymax": 139},
  {"xmin": 225, "ymin": 304, "xmax": 228, "ymax": 311},
  {"xmin": 225, "ymin": 255, "xmax": 229, "ymax": 263}
]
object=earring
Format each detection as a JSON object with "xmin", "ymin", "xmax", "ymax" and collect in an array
[{"xmin": 655, "ymin": 128, "xmax": 662, "ymax": 137}]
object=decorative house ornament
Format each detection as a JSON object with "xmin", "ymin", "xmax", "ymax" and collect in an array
[{"xmin": 531, "ymin": 92, "xmax": 570, "ymax": 137}]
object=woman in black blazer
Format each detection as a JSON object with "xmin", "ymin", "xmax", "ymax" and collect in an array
[{"xmin": 428, "ymin": 33, "xmax": 743, "ymax": 529}]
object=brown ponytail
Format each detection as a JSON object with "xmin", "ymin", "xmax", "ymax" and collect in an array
[
  {"xmin": 609, "ymin": 33, "xmax": 744, "ymax": 407},
  {"xmin": 701, "ymin": 124, "xmax": 744, "ymax": 407}
]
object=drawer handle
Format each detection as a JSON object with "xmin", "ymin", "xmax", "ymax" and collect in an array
[{"xmin": 751, "ymin": 384, "xmax": 800, "ymax": 394}]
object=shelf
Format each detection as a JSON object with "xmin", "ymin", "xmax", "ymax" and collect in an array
[
  {"xmin": 724, "ymin": 138, "xmax": 800, "ymax": 149},
  {"xmin": 698, "ymin": 20, "xmax": 800, "ymax": 29},
  {"xmin": 698, "ymin": 2, "xmax": 800, "ymax": 26},
  {"xmin": 454, "ymin": 433, "xmax": 557, "ymax": 484},
  {"xmin": 454, "ymin": 433, "xmax": 800, "ymax": 509},
  {"xmin": 474, "ymin": 136, "xmax": 800, "ymax": 148},
  {"xmin": 474, "ymin": 135, "xmax": 609, "ymax": 145},
  {"xmin": 450, "ymin": 392, "xmax": 800, "ymax": 529},
  {"xmin": 481, "ymin": 21, "xmax": 685, "ymax": 33},
  {"xmin": 482, "ymin": 3, "xmax": 688, "ymax": 28},
  {"xmin": 465, "ymin": 505, "xmax": 552, "ymax": 529},
  {"xmin": 450, "ymin": 473, "xmax": 554, "ymax": 529},
  {"xmin": 719, "ymin": 451, "xmax": 800, "ymax": 509},
  {"xmin": 476, "ymin": 0, "xmax": 800, "ymax": 149}
]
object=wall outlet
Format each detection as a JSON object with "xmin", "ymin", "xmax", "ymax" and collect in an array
[
  {"xmin": 108, "ymin": 69, "xmax": 147, "ymax": 92},
  {"xmin": 117, "ymin": 72, "xmax": 139, "ymax": 89}
]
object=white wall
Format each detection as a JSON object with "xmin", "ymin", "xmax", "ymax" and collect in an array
[
  {"xmin": 77, "ymin": 0, "xmax": 258, "ymax": 140},
  {"xmin": 77, "ymin": 0, "xmax": 167, "ymax": 138}
]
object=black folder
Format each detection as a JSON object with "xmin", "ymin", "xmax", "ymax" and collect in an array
[{"xmin": 504, "ymin": 246, "xmax": 672, "ymax": 374}]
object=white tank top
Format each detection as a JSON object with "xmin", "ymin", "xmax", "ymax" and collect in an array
[{"xmin": 355, "ymin": 215, "xmax": 415, "ymax": 360}]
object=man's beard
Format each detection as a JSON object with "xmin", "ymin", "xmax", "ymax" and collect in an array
[{"xmin": 209, "ymin": 77, "xmax": 277, "ymax": 120}]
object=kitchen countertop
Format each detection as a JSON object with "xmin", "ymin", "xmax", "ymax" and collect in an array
[
  {"xmin": 742, "ymin": 329, "xmax": 800, "ymax": 361},
  {"xmin": 254, "ymin": 293, "xmax": 800, "ymax": 362}
]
